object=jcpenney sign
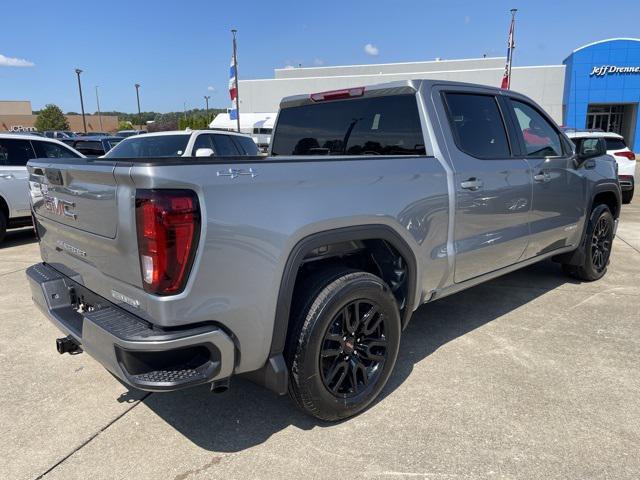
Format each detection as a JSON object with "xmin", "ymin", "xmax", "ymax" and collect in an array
[{"xmin": 590, "ymin": 65, "xmax": 640, "ymax": 76}]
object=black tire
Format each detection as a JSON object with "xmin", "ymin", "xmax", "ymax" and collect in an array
[
  {"xmin": 286, "ymin": 269, "xmax": 401, "ymax": 421},
  {"xmin": 0, "ymin": 210, "xmax": 7, "ymax": 244},
  {"xmin": 562, "ymin": 204, "xmax": 614, "ymax": 281},
  {"xmin": 622, "ymin": 188, "xmax": 634, "ymax": 204}
]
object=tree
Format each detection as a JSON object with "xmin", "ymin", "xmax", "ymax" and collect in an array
[
  {"xmin": 34, "ymin": 104, "xmax": 70, "ymax": 131},
  {"xmin": 118, "ymin": 120, "xmax": 133, "ymax": 131}
]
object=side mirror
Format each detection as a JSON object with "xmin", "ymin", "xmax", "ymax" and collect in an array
[
  {"xmin": 195, "ymin": 147, "xmax": 214, "ymax": 157},
  {"xmin": 577, "ymin": 137, "xmax": 606, "ymax": 161}
]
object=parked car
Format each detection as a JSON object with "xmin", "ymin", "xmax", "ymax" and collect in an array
[
  {"xmin": 0, "ymin": 133, "xmax": 84, "ymax": 242},
  {"xmin": 104, "ymin": 129, "xmax": 259, "ymax": 158},
  {"xmin": 26, "ymin": 80, "xmax": 620, "ymax": 421},
  {"xmin": 565, "ymin": 130, "xmax": 636, "ymax": 203},
  {"xmin": 43, "ymin": 131, "xmax": 75, "ymax": 140},
  {"xmin": 114, "ymin": 130, "xmax": 146, "ymax": 138},
  {"xmin": 64, "ymin": 136, "xmax": 122, "ymax": 157}
]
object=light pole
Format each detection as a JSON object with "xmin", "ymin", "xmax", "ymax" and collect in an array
[
  {"xmin": 134, "ymin": 83, "xmax": 141, "ymax": 130},
  {"xmin": 95, "ymin": 85, "xmax": 103, "ymax": 131},
  {"xmin": 75, "ymin": 68, "xmax": 87, "ymax": 133},
  {"xmin": 204, "ymin": 95, "xmax": 210, "ymax": 117}
]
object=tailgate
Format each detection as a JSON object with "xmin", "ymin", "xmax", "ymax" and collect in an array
[
  {"xmin": 30, "ymin": 161, "xmax": 119, "ymax": 238},
  {"xmin": 28, "ymin": 158, "xmax": 144, "ymax": 294}
]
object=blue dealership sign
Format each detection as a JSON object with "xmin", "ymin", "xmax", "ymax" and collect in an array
[{"xmin": 564, "ymin": 38, "xmax": 640, "ymax": 151}]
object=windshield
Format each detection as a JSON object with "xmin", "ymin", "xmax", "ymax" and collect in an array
[{"xmin": 105, "ymin": 135, "xmax": 189, "ymax": 158}]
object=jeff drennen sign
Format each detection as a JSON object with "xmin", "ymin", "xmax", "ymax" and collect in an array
[{"xmin": 590, "ymin": 65, "xmax": 640, "ymax": 76}]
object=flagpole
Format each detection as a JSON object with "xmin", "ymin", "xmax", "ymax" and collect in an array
[
  {"xmin": 232, "ymin": 29, "xmax": 240, "ymax": 133},
  {"xmin": 507, "ymin": 9, "xmax": 517, "ymax": 89}
]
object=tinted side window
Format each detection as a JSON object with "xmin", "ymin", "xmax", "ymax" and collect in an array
[
  {"xmin": 211, "ymin": 135, "xmax": 240, "ymax": 156},
  {"xmin": 193, "ymin": 134, "xmax": 213, "ymax": 152},
  {"xmin": 444, "ymin": 93, "xmax": 511, "ymax": 158},
  {"xmin": 604, "ymin": 138, "xmax": 626, "ymax": 150},
  {"xmin": 0, "ymin": 139, "xmax": 36, "ymax": 166},
  {"xmin": 33, "ymin": 141, "xmax": 81, "ymax": 159},
  {"xmin": 231, "ymin": 136, "xmax": 259, "ymax": 155},
  {"xmin": 511, "ymin": 100, "xmax": 563, "ymax": 157},
  {"xmin": 271, "ymin": 95, "xmax": 425, "ymax": 156}
]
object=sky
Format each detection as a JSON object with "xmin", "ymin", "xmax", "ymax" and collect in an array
[{"xmin": 1, "ymin": 0, "xmax": 639, "ymax": 114}]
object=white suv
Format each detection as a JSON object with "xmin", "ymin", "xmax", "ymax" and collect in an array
[
  {"xmin": 565, "ymin": 130, "xmax": 636, "ymax": 204},
  {"xmin": 0, "ymin": 133, "xmax": 84, "ymax": 243},
  {"xmin": 104, "ymin": 129, "xmax": 260, "ymax": 159}
]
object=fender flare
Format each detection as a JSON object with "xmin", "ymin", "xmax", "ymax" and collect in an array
[{"xmin": 268, "ymin": 224, "xmax": 418, "ymax": 357}]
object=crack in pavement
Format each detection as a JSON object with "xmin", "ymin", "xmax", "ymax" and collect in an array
[{"xmin": 34, "ymin": 392, "xmax": 152, "ymax": 480}]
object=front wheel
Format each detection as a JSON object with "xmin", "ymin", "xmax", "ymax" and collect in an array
[
  {"xmin": 562, "ymin": 204, "xmax": 614, "ymax": 281},
  {"xmin": 286, "ymin": 270, "xmax": 401, "ymax": 421}
]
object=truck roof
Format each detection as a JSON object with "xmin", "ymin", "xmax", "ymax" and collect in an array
[{"xmin": 279, "ymin": 79, "xmax": 512, "ymax": 109}]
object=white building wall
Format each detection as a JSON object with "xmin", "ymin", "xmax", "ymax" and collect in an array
[
  {"xmin": 274, "ymin": 57, "xmax": 506, "ymax": 79},
  {"xmin": 238, "ymin": 63, "xmax": 566, "ymax": 123}
]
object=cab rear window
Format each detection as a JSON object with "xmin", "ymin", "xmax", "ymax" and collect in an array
[{"xmin": 271, "ymin": 95, "xmax": 425, "ymax": 156}]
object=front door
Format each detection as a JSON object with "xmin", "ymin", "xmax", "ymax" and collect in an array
[
  {"xmin": 440, "ymin": 91, "xmax": 532, "ymax": 283},
  {"xmin": 506, "ymin": 99, "xmax": 586, "ymax": 257}
]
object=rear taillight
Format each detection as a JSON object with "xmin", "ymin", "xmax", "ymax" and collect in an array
[
  {"xmin": 135, "ymin": 190, "xmax": 200, "ymax": 295},
  {"xmin": 310, "ymin": 87, "xmax": 365, "ymax": 102},
  {"xmin": 614, "ymin": 151, "xmax": 636, "ymax": 160}
]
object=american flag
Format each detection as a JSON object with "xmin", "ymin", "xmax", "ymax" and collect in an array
[
  {"xmin": 501, "ymin": 9, "xmax": 517, "ymax": 90},
  {"xmin": 229, "ymin": 56, "xmax": 238, "ymax": 120}
]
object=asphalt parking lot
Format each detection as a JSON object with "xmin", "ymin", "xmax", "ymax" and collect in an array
[{"xmin": 1, "ymin": 202, "xmax": 639, "ymax": 480}]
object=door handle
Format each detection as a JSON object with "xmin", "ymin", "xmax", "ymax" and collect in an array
[
  {"xmin": 533, "ymin": 171, "xmax": 551, "ymax": 183},
  {"xmin": 460, "ymin": 178, "xmax": 483, "ymax": 191}
]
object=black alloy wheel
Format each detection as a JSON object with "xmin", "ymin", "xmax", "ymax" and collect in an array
[
  {"xmin": 590, "ymin": 214, "xmax": 612, "ymax": 272},
  {"xmin": 320, "ymin": 299, "xmax": 388, "ymax": 397}
]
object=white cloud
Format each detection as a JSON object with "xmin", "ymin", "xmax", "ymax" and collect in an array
[
  {"xmin": 364, "ymin": 43, "xmax": 379, "ymax": 56},
  {"xmin": 0, "ymin": 53, "xmax": 35, "ymax": 67},
  {"xmin": 207, "ymin": 86, "xmax": 216, "ymax": 92},
  {"xmin": 283, "ymin": 64, "xmax": 295, "ymax": 70},
  {"xmin": 313, "ymin": 58, "xmax": 325, "ymax": 66}
]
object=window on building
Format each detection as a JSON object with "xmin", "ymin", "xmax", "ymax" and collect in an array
[{"xmin": 444, "ymin": 93, "xmax": 511, "ymax": 158}]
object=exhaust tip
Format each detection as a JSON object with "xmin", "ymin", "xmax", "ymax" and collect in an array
[
  {"xmin": 56, "ymin": 336, "xmax": 81, "ymax": 355},
  {"xmin": 211, "ymin": 378, "xmax": 230, "ymax": 394}
]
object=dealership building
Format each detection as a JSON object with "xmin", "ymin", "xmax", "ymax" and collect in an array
[{"xmin": 237, "ymin": 38, "xmax": 640, "ymax": 151}]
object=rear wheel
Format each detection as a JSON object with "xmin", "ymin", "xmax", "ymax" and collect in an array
[
  {"xmin": 0, "ymin": 210, "xmax": 7, "ymax": 244},
  {"xmin": 286, "ymin": 270, "xmax": 401, "ymax": 421},
  {"xmin": 622, "ymin": 188, "xmax": 634, "ymax": 204},
  {"xmin": 562, "ymin": 204, "xmax": 614, "ymax": 281}
]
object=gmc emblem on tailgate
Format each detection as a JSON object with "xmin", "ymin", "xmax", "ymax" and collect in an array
[{"xmin": 43, "ymin": 195, "xmax": 77, "ymax": 220}]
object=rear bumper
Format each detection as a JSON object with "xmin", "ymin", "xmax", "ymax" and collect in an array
[{"xmin": 26, "ymin": 263, "xmax": 235, "ymax": 392}]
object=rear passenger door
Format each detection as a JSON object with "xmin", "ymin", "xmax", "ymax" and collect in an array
[
  {"xmin": 439, "ymin": 89, "xmax": 532, "ymax": 283},
  {"xmin": 505, "ymin": 99, "xmax": 586, "ymax": 257},
  {"xmin": 0, "ymin": 138, "xmax": 35, "ymax": 217}
]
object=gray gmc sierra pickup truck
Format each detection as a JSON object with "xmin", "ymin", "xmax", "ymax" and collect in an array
[{"xmin": 26, "ymin": 80, "xmax": 621, "ymax": 421}]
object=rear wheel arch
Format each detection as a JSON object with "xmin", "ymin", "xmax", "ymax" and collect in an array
[
  {"xmin": 591, "ymin": 184, "xmax": 621, "ymax": 219},
  {"xmin": 269, "ymin": 225, "xmax": 418, "ymax": 358}
]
